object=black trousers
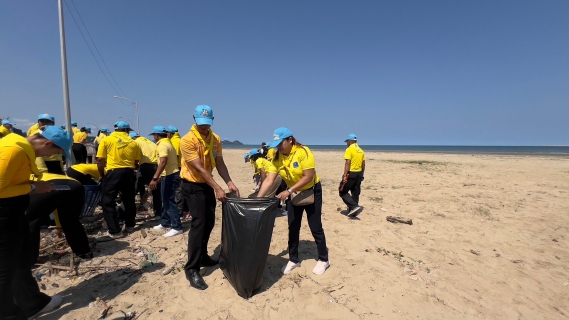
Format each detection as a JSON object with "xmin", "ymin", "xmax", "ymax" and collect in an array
[
  {"xmin": 66, "ymin": 167, "xmax": 98, "ymax": 186},
  {"xmin": 44, "ymin": 160, "xmax": 64, "ymax": 175},
  {"xmin": 0, "ymin": 195, "xmax": 51, "ymax": 319},
  {"xmin": 182, "ymin": 180, "xmax": 216, "ymax": 272},
  {"xmin": 136, "ymin": 163, "xmax": 162, "ymax": 217},
  {"xmin": 27, "ymin": 179, "xmax": 91, "ymax": 263},
  {"xmin": 339, "ymin": 171, "xmax": 363, "ymax": 210},
  {"xmin": 101, "ymin": 168, "xmax": 136, "ymax": 234},
  {"xmin": 72, "ymin": 143, "xmax": 87, "ymax": 164},
  {"xmin": 175, "ymin": 168, "xmax": 188, "ymax": 213},
  {"xmin": 286, "ymin": 182, "xmax": 328, "ymax": 263}
]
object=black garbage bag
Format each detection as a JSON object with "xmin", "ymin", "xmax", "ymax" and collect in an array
[{"xmin": 219, "ymin": 197, "xmax": 280, "ymax": 299}]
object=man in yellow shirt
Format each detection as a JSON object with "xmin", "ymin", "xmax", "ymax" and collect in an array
[
  {"xmin": 130, "ymin": 132, "xmax": 162, "ymax": 217},
  {"xmin": 27, "ymin": 114, "xmax": 65, "ymax": 174},
  {"xmin": 0, "ymin": 125, "xmax": 71, "ymax": 319},
  {"xmin": 150, "ymin": 126, "xmax": 182, "ymax": 237},
  {"xmin": 71, "ymin": 121, "xmax": 80, "ymax": 135},
  {"xmin": 340, "ymin": 134, "xmax": 366, "ymax": 218},
  {"xmin": 66, "ymin": 163, "xmax": 100, "ymax": 185},
  {"xmin": 96, "ymin": 121, "xmax": 142, "ymax": 238},
  {"xmin": 0, "ymin": 119, "xmax": 15, "ymax": 138},
  {"xmin": 166, "ymin": 125, "xmax": 187, "ymax": 215},
  {"xmin": 180, "ymin": 105, "xmax": 240, "ymax": 290},
  {"xmin": 72, "ymin": 127, "xmax": 88, "ymax": 164}
]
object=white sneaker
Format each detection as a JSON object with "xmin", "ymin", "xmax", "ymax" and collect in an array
[
  {"xmin": 281, "ymin": 261, "xmax": 301, "ymax": 274},
  {"xmin": 153, "ymin": 224, "xmax": 167, "ymax": 230},
  {"xmin": 163, "ymin": 229, "xmax": 183, "ymax": 238},
  {"xmin": 107, "ymin": 231, "xmax": 124, "ymax": 239},
  {"xmin": 347, "ymin": 206, "xmax": 363, "ymax": 217},
  {"xmin": 28, "ymin": 294, "xmax": 63, "ymax": 319},
  {"xmin": 312, "ymin": 260, "xmax": 330, "ymax": 275}
]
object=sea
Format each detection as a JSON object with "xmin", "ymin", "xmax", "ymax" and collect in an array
[{"xmin": 223, "ymin": 145, "xmax": 569, "ymax": 155}]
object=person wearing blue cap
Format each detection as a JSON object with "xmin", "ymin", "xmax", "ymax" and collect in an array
[
  {"xmin": 26, "ymin": 114, "xmax": 66, "ymax": 174},
  {"xmin": 149, "ymin": 126, "xmax": 183, "ymax": 237},
  {"xmin": 180, "ymin": 105, "xmax": 240, "ymax": 290},
  {"xmin": 1, "ymin": 119, "xmax": 15, "ymax": 138},
  {"xmin": 268, "ymin": 127, "xmax": 330, "ymax": 275},
  {"xmin": 0, "ymin": 126, "xmax": 72, "ymax": 319},
  {"xmin": 340, "ymin": 134, "xmax": 366, "ymax": 217},
  {"xmin": 166, "ymin": 125, "xmax": 187, "ymax": 216},
  {"xmin": 71, "ymin": 121, "xmax": 79, "ymax": 135},
  {"xmin": 243, "ymin": 152, "xmax": 249, "ymax": 163},
  {"xmin": 94, "ymin": 127, "xmax": 108, "ymax": 149},
  {"xmin": 130, "ymin": 132, "xmax": 162, "ymax": 217},
  {"xmin": 96, "ymin": 121, "xmax": 142, "ymax": 238},
  {"xmin": 250, "ymin": 148, "xmax": 284, "ymax": 200}
]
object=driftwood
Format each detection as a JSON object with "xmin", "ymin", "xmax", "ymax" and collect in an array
[
  {"xmin": 39, "ymin": 239, "xmax": 67, "ymax": 253},
  {"xmin": 386, "ymin": 216, "xmax": 413, "ymax": 225}
]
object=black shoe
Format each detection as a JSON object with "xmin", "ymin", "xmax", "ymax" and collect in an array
[
  {"xmin": 186, "ymin": 271, "xmax": 207, "ymax": 290},
  {"xmin": 200, "ymin": 256, "xmax": 219, "ymax": 267}
]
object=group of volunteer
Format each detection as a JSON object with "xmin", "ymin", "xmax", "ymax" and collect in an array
[{"xmin": 0, "ymin": 104, "xmax": 365, "ymax": 318}]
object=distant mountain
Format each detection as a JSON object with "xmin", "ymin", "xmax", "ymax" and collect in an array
[{"xmin": 222, "ymin": 140, "xmax": 244, "ymax": 145}]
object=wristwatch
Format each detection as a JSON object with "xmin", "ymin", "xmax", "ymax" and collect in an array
[
  {"xmin": 287, "ymin": 188, "xmax": 293, "ymax": 194},
  {"xmin": 30, "ymin": 183, "xmax": 37, "ymax": 195}
]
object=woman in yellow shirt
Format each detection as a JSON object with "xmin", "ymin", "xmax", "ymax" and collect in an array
[
  {"xmin": 268, "ymin": 127, "xmax": 329, "ymax": 276},
  {"xmin": 250, "ymin": 148, "xmax": 283, "ymax": 199},
  {"xmin": 0, "ymin": 126, "xmax": 71, "ymax": 319}
]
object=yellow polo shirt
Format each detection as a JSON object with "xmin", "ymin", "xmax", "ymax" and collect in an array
[
  {"xmin": 135, "ymin": 136, "xmax": 157, "ymax": 165},
  {"xmin": 96, "ymin": 132, "xmax": 141, "ymax": 170},
  {"xmin": 0, "ymin": 136, "xmax": 36, "ymax": 198},
  {"xmin": 255, "ymin": 157, "xmax": 277, "ymax": 174},
  {"xmin": 27, "ymin": 123, "xmax": 40, "ymax": 137},
  {"xmin": 94, "ymin": 132, "xmax": 107, "ymax": 144},
  {"xmin": 180, "ymin": 126, "xmax": 222, "ymax": 183},
  {"xmin": 250, "ymin": 158, "xmax": 260, "ymax": 174},
  {"xmin": 266, "ymin": 148, "xmax": 276, "ymax": 161},
  {"xmin": 71, "ymin": 164, "xmax": 101, "ymax": 178},
  {"xmin": 343, "ymin": 143, "xmax": 365, "ymax": 172},
  {"xmin": 272, "ymin": 145, "xmax": 320, "ymax": 191},
  {"xmin": 155, "ymin": 138, "xmax": 180, "ymax": 177},
  {"xmin": 170, "ymin": 132, "xmax": 182, "ymax": 167},
  {"xmin": 72, "ymin": 127, "xmax": 80, "ymax": 135},
  {"xmin": 73, "ymin": 131, "xmax": 88, "ymax": 143}
]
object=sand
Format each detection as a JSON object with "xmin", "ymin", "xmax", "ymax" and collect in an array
[{"xmin": 37, "ymin": 149, "xmax": 569, "ymax": 319}]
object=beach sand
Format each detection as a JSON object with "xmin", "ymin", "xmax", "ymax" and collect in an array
[{"xmin": 38, "ymin": 149, "xmax": 569, "ymax": 319}]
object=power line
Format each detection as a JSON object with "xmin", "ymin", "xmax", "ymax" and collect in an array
[
  {"xmin": 62, "ymin": 0, "xmax": 128, "ymax": 105},
  {"xmin": 68, "ymin": 0, "xmax": 127, "ymax": 97}
]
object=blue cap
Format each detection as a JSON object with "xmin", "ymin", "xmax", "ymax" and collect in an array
[
  {"xmin": 268, "ymin": 127, "xmax": 293, "ymax": 148},
  {"xmin": 71, "ymin": 121, "xmax": 77, "ymax": 126},
  {"xmin": 149, "ymin": 125, "xmax": 167, "ymax": 135},
  {"xmin": 249, "ymin": 148, "xmax": 260, "ymax": 156},
  {"xmin": 243, "ymin": 153, "xmax": 249, "ymax": 159},
  {"xmin": 100, "ymin": 127, "xmax": 108, "ymax": 132},
  {"xmin": 344, "ymin": 134, "xmax": 357, "ymax": 142},
  {"xmin": 114, "ymin": 121, "xmax": 131, "ymax": 130},
  {"xmin": 60, "ymin": 124, "xmax": 66, "ymax": 129},
  {"xmin": 85, "ymin": 127, "xmax": 91, "ymax": 133},
  {"xmin": 38, "ymin": 114, "xmax": 55, "ymax": 122},
  {"xmin": 194, "ymin": 105, "xmax": 213, "ymax": 126},
  {"xmin": 40, "ymin": 126, "xmax": 72, "ymax": 159},
  {"xmin": 166, "ymin": 125, "xmax": 178, "ymax": 133},
  {"xmin": 129, "ymin": 132, "xmax": 139, "ymax": 138},
  {"xmin": 2, "ymin": 119, "xmax": 15, "ymax": 126}
]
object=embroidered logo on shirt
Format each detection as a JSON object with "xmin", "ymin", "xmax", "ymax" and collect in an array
[{"xmin": 293, "ymin": 162, "xmax": 299, "ymax": 168}]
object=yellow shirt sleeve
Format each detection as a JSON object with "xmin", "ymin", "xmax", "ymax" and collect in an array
[
  {"xmin": 343, "ymin": 146, "xmax": 353, "ymax": 160},
  {"xmin": 96, "ymin": 138, "xmax": 107, "ymax": 159},
  {"xmin": 157, "ymin": 142, "xmax": 168, "ymax": 158},
  {"xmin": 256, "ymin": 158, "xmax": 277, "ymax": 174}
]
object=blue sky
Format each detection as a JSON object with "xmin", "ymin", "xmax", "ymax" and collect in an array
[{"xmin": 1, "ymin": 1, "xmax": 567, "ymax": 145}]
